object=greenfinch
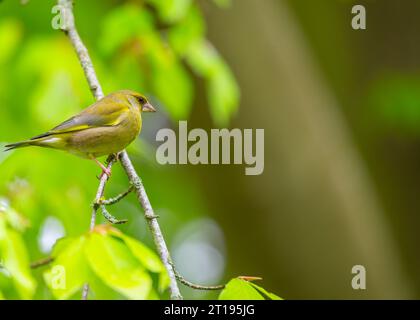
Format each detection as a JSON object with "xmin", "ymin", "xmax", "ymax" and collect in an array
[{"xmin": 4, "ymin": 90, "xmax": 156, "ymax": 177}]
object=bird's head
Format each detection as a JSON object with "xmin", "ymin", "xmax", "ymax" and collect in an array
[{"xmin": 122, "ymin": 90, "xmax": 156, "ymax": 113}]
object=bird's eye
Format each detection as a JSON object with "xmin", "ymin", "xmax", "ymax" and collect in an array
[{"xmin": 138, "ymin": 97, "xmax": 146, "ymax": 104}]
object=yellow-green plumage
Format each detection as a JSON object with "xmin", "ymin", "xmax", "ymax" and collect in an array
[{"xmin": 5, "ymin": 90, "xmax": 155, "ymax": 164}]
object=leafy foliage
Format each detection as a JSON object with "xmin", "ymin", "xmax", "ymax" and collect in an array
[
  {"xmin": 43, "ymin": 225, "xmax": 169, "ymax": 299},
  {"xmin": 0, "ymin": 200, "xmax": 35, "ymax": 299},
  {"xmin": 98, "ymin": 2, "xmax": 240, "ymax": 125},
  {"xmin": 219, "ymin": 278, "xmax": 282, "ymax": 300}
]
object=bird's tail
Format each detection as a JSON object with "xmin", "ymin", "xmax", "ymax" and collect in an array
[
  {"xmin": 4, "ymin": 140, "xmax": 34, "ymax": 152},
  {"xmin": 5, "ymin": 134, "xmax": 63, "ymax": 152}
]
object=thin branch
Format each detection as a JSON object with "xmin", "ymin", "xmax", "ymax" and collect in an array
[
  {"xmin": 119, "ymin": 152, "xmax": 182, "ymax": 299},
  {"xmin": 57, "ymin": 0, "xmax": 182, "ymax": 300},
  {"xmin": 170, "ymin": 262, "xmax": 225, "ymax": 291},
  {"xmin": 89, "ymin": 156, "xmax": 116, "ymax": 229},
  {"xmin": 99, "ymin": 204, "xmax": 128, "ymax": 225},
  {"xmin": 176, "ymin": 276, "xmax": 225, "ymax": 291},
  {"xmin": 93, "ymin": 184, "xmax": 132, "ymax": 224},
  {"xmin": 98, "ymin": 185, "xmax": 134, "ymax": 205},
  {"xmin": 31, "ymin": 257, "xmax": 54, "ymax": 269},
  {"xmin": 172, "ymin": 272, "xmax": 262, "ymax": 291}
]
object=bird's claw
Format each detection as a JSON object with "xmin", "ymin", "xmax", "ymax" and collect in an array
[
  {"xmin": 97, "ymin": 168, "xmax": 112, "ymax": 180},
  {"xmin": 106, "ymin": 153, "xmax": 118, "ymax": 165}
]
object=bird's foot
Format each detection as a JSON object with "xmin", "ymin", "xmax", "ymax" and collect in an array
[
  {"xmin": 91, "ymin": 156, "xmax": 112, "ymax": 180},
  {"xmin": 99, "ymin": 167, "xmax": 112, "ymax": 180},
  {"xmin": 106, "ymin": 153, "xmax": 119, "ymax": 165}
]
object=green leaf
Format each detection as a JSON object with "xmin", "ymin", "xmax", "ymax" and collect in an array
[
  {"xmin": 113, "ymin": 232, "xmax": 170, "ymax": 292},
  {"xmin": 99, "ymin": 5, "xmax": 155, "ymax": 57},
  {"xmin": 0, "ymin": 221, "xmax": 36, "ymax": 299},
  {"xmin": 186, "ymin": 41, "xmax": 240, "ymax": 126},
  {"xmin": 218, "ymin": 278, "xmax": 282, "ymax": 300},
  {"xmin": 248, "ymin": 282, "xmax": 283, "ymax": 300},
  {"xmin": 50, "ymin": 236, "xmax": 76, "ymax": 257},
  {"xmin": 116, "ymin": 234, "xmax": 163, "ymax": 272},
  {"xmin": 168, "ymin": 5, "xmax": 205, "ymax": 55},
  {"xmin": 219, "ymin": 278, "xmax": 283, "ymax": 300},
  {"xmin": 44, "ymin": 236, "xmax": 91, "ymax": 299},
  {"xmin": 84, "ymin": 232, "xmax": 152, "ymax": 300},
  {"xmin": 148, "ymin": 43, "xmax": 194, "ymax": 120},
  {"xmin": 186, "ymin": 40, "xmax": 220, "ymax": 76},
  {"xmin": 146, "ymin": 0, "xmax": 193, "ymax": 23},
  {"xmin": 219, "ymin": 279, "xmax": 264, "ymax": 300},
  {"xmin": 0, "ymin": 268, "xmax": 13, "ymax": 293},
  {"xmin": 207, "ymin": 62, "xmax": 240, "ymax": 126},
  {"xmin": 147, "ymin": 287, "xmax": 160, "ymax": 300}
]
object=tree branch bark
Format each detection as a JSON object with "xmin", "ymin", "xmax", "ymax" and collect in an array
[{"xmin": 58, "ymin": 0, "xmax": 182, "ymax": 300}]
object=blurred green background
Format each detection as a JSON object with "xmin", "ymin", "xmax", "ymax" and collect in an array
[{"xmin": 1, "ymin": 0, "xmax": 420, "ymax": 299}]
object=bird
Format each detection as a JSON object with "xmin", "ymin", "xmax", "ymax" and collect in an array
[{"xmin": 4, "ymin": 90, "xmax": 156, "ymax": 178}]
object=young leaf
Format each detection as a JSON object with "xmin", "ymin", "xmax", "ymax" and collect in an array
[
  {"xmin": 50, "ymin": 236, "xmax": 77, "ymax": 256},
  {"xmin": 99, "ymin": 5, "xmax": 154, "ymax": 57},
  {"xmin": 168, "ymin": 5, "xmax": 205, "ymax": 55},
  {"xmin": 207, "ymin": 62, "xmax": 240, "ymax": 126},
  {"xmin": 0, "ymin": 219, "xmax": 36, "ymax": 299},
  {"xmin": 44, "ymin": 236, "xmax": 91, "ymax": 300},
  {"xmin": 148, "ymin": 43, "xmax": 194, "ymax": 120},
  {"xmin": 115, "ymin": 233, "xmax": 163, "ymax": 273},
  {"xmin": 248, "ymin": 282, "xmax": 283, "ymax": 300},
  {"xmin": 186, "ymin": 40, "xmax": 219, "ymax": 76},
  {"xmin": 186, "ymin": 41, "xmax": 240, "ymax": 126},
  {"xmin": 146, "ymin": 0, "xmax": 193, "ymax": 23},
  {"xmin": 84, "ymin": 232, "xmax": 152, "ymax": 300},
  {"xmin": 110, "ymin": 230, "xmax": 170, "ymax": 292},
  {"xmin": 218, "ymin": 278, "xmax": 282, "ymax": 300},
  {"xmin": 219, "ymin": 278, "xmax": 264, "ymax": 300}
]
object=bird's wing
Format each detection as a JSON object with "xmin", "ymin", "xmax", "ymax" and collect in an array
[{"xmin": 31, "ymin": 99, "xmax": 130, "ymax": 140}]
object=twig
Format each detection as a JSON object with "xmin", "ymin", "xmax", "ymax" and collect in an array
[
  {"xmin": 57, "ymin": 0, "xmax": 182, "ymax": 300},
  {"xmin": 89, "ymin": 156, "xmax": 116, "ymax": 228},
  {"xmin": 99, "ymin": 204, "xmax": 128, "ymax": 224},
  {"xmin": 98, "ymin": 185, "xmax": 134, "ymax": 205},
  {"xmin": 176, "ymin": 276, "xmax": 225, "ymax": 291},
  {"xmin": 92, "ymin": 185, "xmax": 133, "ymax": 224},
  {"xmin": 169, "ymin": 262, "xmax": 225, "ymax": 291},
  {"xmin": 31, "ymin": 257, "xmax": 54, "ymax": 269}
]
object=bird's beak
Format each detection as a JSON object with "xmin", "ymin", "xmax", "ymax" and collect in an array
[{"xmin": 142, "ymin": 103, "xmax": 156, "ymax": 112}]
